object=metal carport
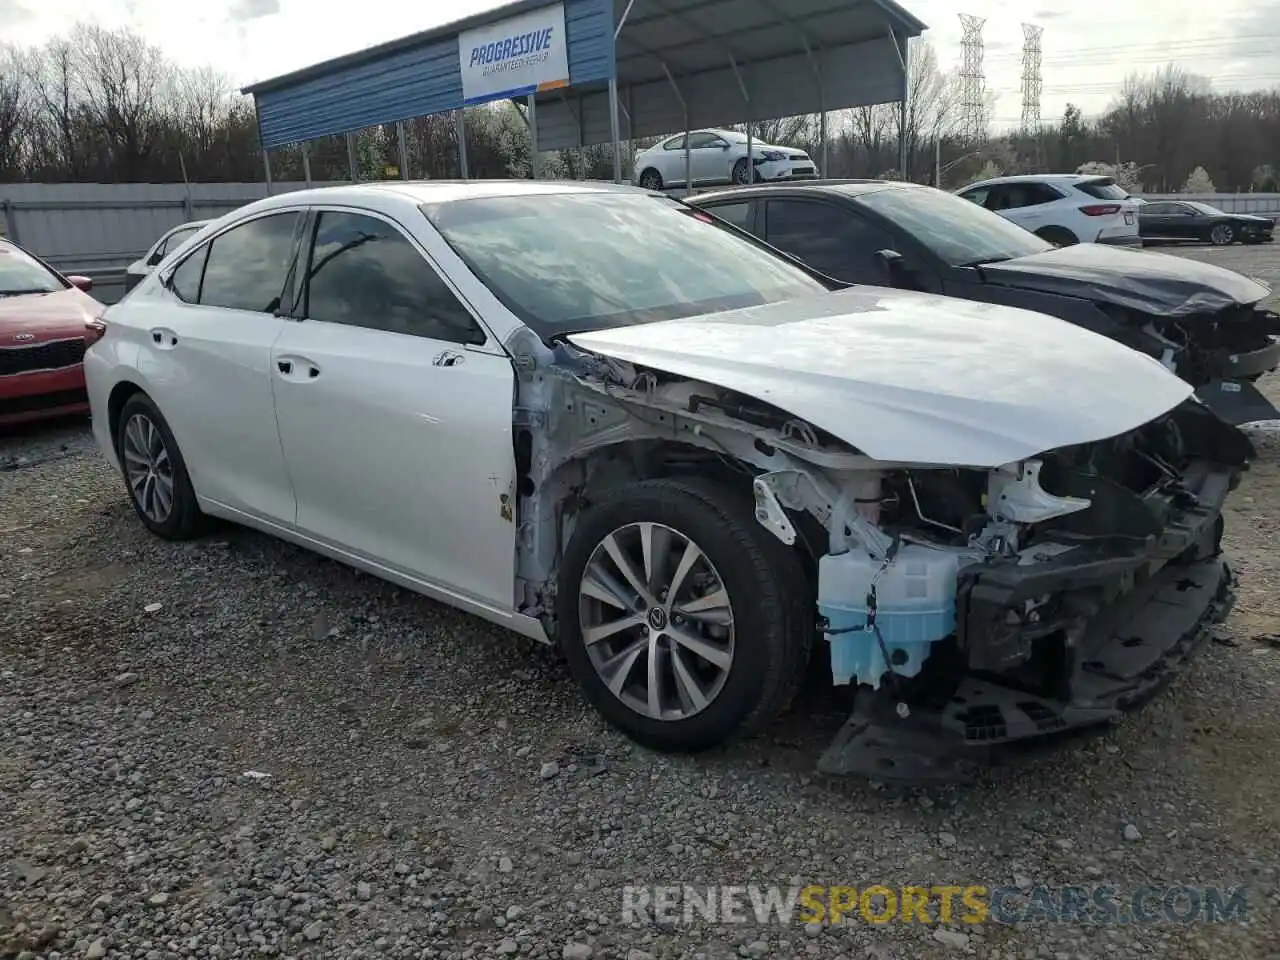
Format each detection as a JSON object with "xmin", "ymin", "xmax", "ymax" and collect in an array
[{"xmin": 240, "ymin": 0, "xmax": 926, "ymax": 187}]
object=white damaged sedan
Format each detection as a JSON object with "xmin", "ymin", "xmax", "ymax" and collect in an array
[{"xmin": 84, "ymin": 181, "xmax": 1253, "ymax": 781}]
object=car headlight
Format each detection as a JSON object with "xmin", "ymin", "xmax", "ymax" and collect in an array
[{"xmin": 760, "ymin": 150, "xmax": 786, "ymax": 161}]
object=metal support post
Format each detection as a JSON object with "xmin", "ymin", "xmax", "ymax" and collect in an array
[
  {"xmin": 302, "ymin": 143, "xmax": 313, "ymax": 187},
  {"xmin": 728, "ymin": 56, "xmax": 752, "ymax": 184},
  {"xmin": 347, "ymin": 132, "xmax": 359, "ymax": 182},
  {"xmin": 527, "ymin": 94, "xmax": 540, "ymax": 179},
  {"xmin": 888, "ymin": 30, "xmax": 910, "ymax": 177},
  {"xmin": 398, "ymin": 121, "xmax": 410, "ymax": 179},
  {"xmin": 661, "ymin": 63, "xmax": 691, "ymax": 196},
  {"xmin": 262, "ymin": 149, "xmax": 273, "ymax": 194},
  {"xmin": 458, "ymin": 109, "xmax": 469, "ymax": 179},
  {"xmin": 608, "ymin": 77, "xmax": 623, "ymax": 183}
]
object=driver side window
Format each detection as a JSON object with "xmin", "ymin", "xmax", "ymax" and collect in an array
[
  {"xmin": 763, "ymin": 199, "xmax": 897, "ymax": 285},
  {"xmin": 687, "ymin": 132, "xmax": 723, "ymax": 149}
]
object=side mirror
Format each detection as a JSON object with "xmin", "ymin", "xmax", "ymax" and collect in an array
[
  {"xmin": 66, "ymin": 275, "xmax": 93, "ymax": 292},
  {"xmin": 721, "ymin": 143, "xmax": 730, "ymax": 150},
  {"xmin": 146, "ymin": 250, "xmax": 164, "ymax": 266},
  {"xmin": 875, "ymin": 249, "xmax": 905, "ymax": 285}
]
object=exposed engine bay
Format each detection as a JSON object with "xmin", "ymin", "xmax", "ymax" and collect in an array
[{"xmin": 504, "ymin": 325, "xmax": 1254, "ymax": 782}]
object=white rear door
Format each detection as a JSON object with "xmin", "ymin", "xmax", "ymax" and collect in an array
[{"xmin": 139, "ymin": 210, "xmax": 305, "ymax": 524}]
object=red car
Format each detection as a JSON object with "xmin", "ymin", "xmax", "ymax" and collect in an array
[{"xmin": 0, "ymin": 237, "xmax": 106, "ymax": 427}]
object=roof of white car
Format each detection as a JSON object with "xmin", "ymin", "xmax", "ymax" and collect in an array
[
  {"xmin": 246, "ymin": 179, "xmax": 655, "ymax": 212},
  {"xmin": 962, "ymin": 173, "xmax": 1105, "ymax": 189}
]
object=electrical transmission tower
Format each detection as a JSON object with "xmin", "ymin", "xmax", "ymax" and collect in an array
[
  {"xmin": 958, "ymin": 14, "xmax": 987, "ymax": 141},
  {"xmin": 1020, "ymin": 23, "xmax": 1044, "ymax": 134}
]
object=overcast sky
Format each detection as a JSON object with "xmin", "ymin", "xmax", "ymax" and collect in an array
[{"xmin": 2, "ymin": 0, "xmax": 1278, "ymax": 124}]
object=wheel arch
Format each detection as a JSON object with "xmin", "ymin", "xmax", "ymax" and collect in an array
[
  {"xmin": 521, "ymin": 436, "xmax": 822, "ymax": 639},
  {"xmin": 107, "ymin": 380, "xmax": 148, "ymax": 448}
]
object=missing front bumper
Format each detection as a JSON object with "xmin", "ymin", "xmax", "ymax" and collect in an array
[
  {"xmin": 1195, "ymin": 378, "xmax": 1280, "ymax": 425},
  {"xmin": 816, "ymin": 555, "xmax": 1235, "ymax": 784}
]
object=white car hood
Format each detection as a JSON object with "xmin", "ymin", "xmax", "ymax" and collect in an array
[{"xmin": 567, "ymin": 287, "xmax": 1194, "ymax": 467}]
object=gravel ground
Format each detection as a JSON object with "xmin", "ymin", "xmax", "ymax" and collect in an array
[{"xmin": 3, "ymin": 246, "xmax": 1280, "ymax": 960}]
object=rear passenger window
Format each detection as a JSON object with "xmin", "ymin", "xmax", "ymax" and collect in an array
[
  {"xmin": 704, "ymin": 202, "xmax": 751, "ymax": 230},
  {"xmin": 1076, "ymin": 179, "xmax": 1129, "ymax": 201},
  {"xmin": 168, "ymin": 246, "xmax": 207, "ymax": 304},
  {"xmin": 200, "ymin": 212, "xmax": 302, "ymax": 312},
  {"xmin": 302, "ymin": 211, "xmax": 486, "ymax": 345}
]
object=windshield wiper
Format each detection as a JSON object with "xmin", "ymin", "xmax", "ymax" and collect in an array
[
  {"xmin": 0, "ymin": 288, "xmax": 57, "ymax": 297},
  {"xmin": 955, "ymin": 256, "xmax": 1015, "ymax": 267}
]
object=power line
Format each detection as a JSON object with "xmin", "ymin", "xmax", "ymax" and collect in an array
[{"xmin": 981, "ymin": 33, "xmax": 1280, "ymax": 63}]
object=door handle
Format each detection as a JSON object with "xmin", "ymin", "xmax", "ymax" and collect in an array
[
  {"xmin": 150, "ymin": 328, "xmax": 178, "ymax": 348},
  {"xmin": 276, "ymin": 357, "xmax": 320, "ymax": 379},
  {"xmin": 432, "ymin": 350, "xmax": 465, "ymax": 367}
]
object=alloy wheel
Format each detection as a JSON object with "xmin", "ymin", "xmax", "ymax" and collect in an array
[
  {"xmin": 578, "ymin": 521, "xmax": 735, "ymax": 721},
  {"xmin": 122, "ymin": 413, "xmax": 175, "ymax": 524},
  {"xmin": 1211, "ymin": 224, "xmax": 1234, "ymax": 245}
]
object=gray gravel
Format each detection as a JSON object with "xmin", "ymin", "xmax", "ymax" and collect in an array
[{"xmin": 3, "ymin": 246, "xmax": 1280, "ymax": 959}]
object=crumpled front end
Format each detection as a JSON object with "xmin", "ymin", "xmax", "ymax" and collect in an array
[
  {"xmin": 809, "ymin": 399, "xmax": 1253, "ymax": 783},
  {"xmin": 1137, "ymin": 302, "xmax": 1280, "ymax": 425},
  {"xmin": 1102, "ymin": 301, "xmax": 1280, "ymax": 426}
]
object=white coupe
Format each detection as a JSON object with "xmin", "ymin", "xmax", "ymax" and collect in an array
[
  {"xmin": 631, "ymin": 128, "xmax": 817, "ymax": 191},
  {"xmin": 84, "ymin": 180, "xmax": 1248, "ymax": 779}
]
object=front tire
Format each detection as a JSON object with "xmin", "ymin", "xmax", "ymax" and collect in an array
[
  {"xmin": 638, "ymin": 168, "xmax": 664, "ymax": 191},
  {"xmin": 556, "ymin": 478, "xmax": 812, "ymax": 753},
  {"xmin": 731, "ymin": 158, "xmax": 753, "ymax": 185},
  {"xmin": 115, "ymin": 393, "xmax": 206, "ymax": 540},
  {"xmin": 1209, "ymin": 223, "xmax": 1235, "ymax": 246}
]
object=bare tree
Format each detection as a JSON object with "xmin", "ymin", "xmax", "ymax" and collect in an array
[{"xmin": 0, "ymin": 44, "xmax": 31, "ymax": 178}]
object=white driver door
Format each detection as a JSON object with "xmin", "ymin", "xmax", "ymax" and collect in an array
[{"xmin": 270, "ymin": 207, "xmax": 518, "ymax": 610}]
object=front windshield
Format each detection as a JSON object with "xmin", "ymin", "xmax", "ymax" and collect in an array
[
  {"xmin": 855, "ymin": 185, "xmax": 1054, "ymax": 267},
  {"xmin": 0, "ymin": 242, "xmax": 64, "ymax": 295},
  {"xmin": 424, "ymin": 192, "xmax": 829, "ymax": 338},
  {"xmin": 1187, "ymin": 201, "xmax": 1227, "ymax": 216}
]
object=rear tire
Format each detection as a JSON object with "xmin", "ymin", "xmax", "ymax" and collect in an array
[
  {"xmin": 115, "ymin": 393, "xmax": 206, "ymax": 541},
  {"xmin": 556, "ymin": 477, "xmax": 813, "ymax": 753},
  {"xmin": 1035, "ymin": 226, "xmax": 1079, "ymax": 247}
]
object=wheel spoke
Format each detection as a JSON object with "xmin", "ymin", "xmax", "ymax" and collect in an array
[
  {"xmin": 144, "ymin": 418, "xmax": 161, "ymax": 459},
  {"xmin": 675, "ymin": 587, "xmax": 732, "ymax": 625},
  {"xmin": 582, "ymin": 613, "xmax": 644, "ymax": 646},
  {"xmin": 645, "ymin": 632, "xmax": 662, "ymax": 718},
  {"xmin": 666, "ymin": 540, "xmax": 703, "ymax": 605},
  {"xmin": 603, "ymin": 533, "xmax": 650, "ymax": 604},
  {"xmin": 125, "ymin": 416, "xmax": 146, "ymax": 459},
  {"xmin": 154, "ymin": 473, "xmax": 174, "ymax": 517},
  {"xmin": 142, "ymin": 475, "xmax": 157, "ymax": 519},
  {"xmin": 666, "ymin": 624, "xmax": 733, "ymax": 671},
  {"xmin": 580, "ymin": 567, "xmax": 632, "ymax": 611},
  {"xmin": 598, "ymin": 636, "xmax": 647, "ymax": 696},
  {"xmin": 671, "ymin": 647, "xmax": 710, "ymax": 715}
]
